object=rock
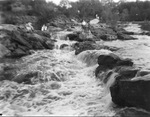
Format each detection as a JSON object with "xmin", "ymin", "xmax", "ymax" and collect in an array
[
  {"xmin": 96, "ymin": 54, "xmax": 135, "ymax": 83},
  {"xmin": 0, "ymin": 65, "xmax": 18, "ymax": 81},
  {"xmin": 74, "ymin": 41, "xmax": 119, "ymax": 55},
  {"xmin": 97, "ymin": 53, "xmax": 121, "ymax": 69},
  {"xmin": 12, "ymin": 71, "xmax": 39, "ymax": 84},
  {"xmin": 115, "ymin": 108, "xmax": 150, "ymax": 117},
  {"xmin": 116, "ymin": 58, "xmax": 133, "ymax": 67},
  {"xmin": 47, "ymin": 26, "xmax": 62, "ymax": 32},
  {"xmin": 113, "ymin": 27, "xmax": 135, "ymax": 35},
  {"xmin": 67, "ymin": 33, "xmax": 81, "ymax": 42},
  {"xmin": 100, "ymin": 34, "xmax": 118, "ymax": 41},
  {"xmin": 109, "ymin": 66, "xmax": 150, "ymax": 111},
  {"xmin": 35, "ymin": 30, "xmax": 51, "ymax": 38},
  {"xmin": 0, "ymin": 24, "xmax": 55, "ymax": 58},
  {"xmin": 11, "ymin": 48, "xmax": 28, "ymax": 58},
  {"xmin": 90, "ymin": 25, "xmax": 117, "ymax": 41},
  {"xmin": 74, "ymin": 41, "xmax": 96, "ymax": 55},
  {"xmin": 114, "ymin": 66, "xmax": 139, "ymax": 80},
  {"xmin": 60, "ymin": 44, "xmax": 69, "ymax": 49},
  {"xmin": 49, "ymin": 82, "xmax": 61, "ymax": 90},
  {"xmin": 0, "ymin": 43, "xmax": 10, "ymax": 58},
  {"xmin": 110, "ymin": 76, "xmax": 150, "ymax": 111},
  {"xmin": 117, "ymin": 33, "xmax": 137, "ymax": 40}
]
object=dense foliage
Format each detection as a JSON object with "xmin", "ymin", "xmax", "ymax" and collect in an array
[{"xmin": 1, "ymin": 0, "xmax": 150, "ymax": 28}]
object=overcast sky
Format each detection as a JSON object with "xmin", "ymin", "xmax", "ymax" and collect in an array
[{"xmin": 46, "ymin": 0, "xmax": 150, "ymax": 5}]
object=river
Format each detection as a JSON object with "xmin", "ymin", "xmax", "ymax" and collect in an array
[{"xmin": 0, "ymin": 23, "xmax": 149, "ymax": 116}]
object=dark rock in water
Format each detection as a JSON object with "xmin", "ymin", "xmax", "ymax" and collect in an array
[
  {"xmin": 67, "ymin": 33, "xmax": 80, "ymax": 42},
  {"xmin": 74, "ymin": 41, "xmax": 96, "ymax": 55},
  {"xmin": 116, "ymin": 58, "xmax": 133, "ymax": 67},
  {"xmin": 100, "ymin": 34, "xmax": 117, "ymax": 41},
  {"xmin": 12, "ymin": 71, "xmax": 39, "ymax": 84},
  {"xmin": 60, "ymin": 44, "xmax": 69, "ymax": 49},
  {"xmin": 97, "ymin": 53, "xmax": 121, "ymax": 69},
  {"xmin": 115, "ymin": 108, "xmax": 150, "ymax": 117},
  {"xmin": 74, "ymin": 41, "xmax": 119, "ymax": 55},
  {"xmin": 96, "ymin": 54, "xmax": 134, "ymax": 79},
  {"xmin": 110, "ymin": 66, "xmax": 150, "ymax": 111},
  {"xmin": 95, "ymin": 65, "xmax": 110, "ymax": 77},
  {"xmin": 113, "ymin": 27, "xmax": 135, "ymax": 35},
  {"xmin": 114, "ymin": 66, "xmax": 139, "ymax": 80},
  {"xmin": 74, "ymin": 41, "xmax": 94, "ymax": 54},
  {"xmin": 0, "ymin": 65, "xmax": 18, "ymax": 81},
  {"xmin": 110, "ymin": 77, "xmax": 150, "ymax": 111},
  {"xmin": 34, "ymin": 30, "xmax": 51, "ymax": 38},
  {"xmin": 117, "ymin": 33, "xmax": 137, "ymax": 40}
]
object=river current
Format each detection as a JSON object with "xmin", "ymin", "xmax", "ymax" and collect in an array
[{"xmin": 0, "ymin": 23, "xmax": 149, "ymax": 116}]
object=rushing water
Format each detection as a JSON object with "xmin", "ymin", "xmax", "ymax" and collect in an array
[
  {"xmin": 0, "ymin": 23, "xmax": 150, "ymax": 116},
  {"xmin": 0, "ymin": 35, "xmax": 115, "ymax": 116},
  {"xmin": 102, "ymin": 23, "xmax": 150, "ymax": 69}
]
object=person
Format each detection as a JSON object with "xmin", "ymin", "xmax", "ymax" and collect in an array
[
  {"xmin": 41, "ymin": 24, "xmax": 47, "ymax": 31},
  {"xmin": 25, "ymin": 22, "xmax": 34, "ymax": 32},
  {"xmin": 81, "ymin": 20, "xmax": 88, "ymax": 31}
]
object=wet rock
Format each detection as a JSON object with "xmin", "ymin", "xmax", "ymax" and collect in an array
[
  {"xmin": 47, "ymin": 26, "xmax": 62, "ymax": 32},
  {"xmin": 12, "ymin": 71, "xmax": 39, "ymax": 84},
  {"xmin": 90, "ymin": 26, "xmax": 117, "ymax": 41},
  {"xmin": 97, "ymin": 53, "xmax": 121, "ymax": 69},
  {"xmin": 95, "ymin": 53, "xmax": 135, "ymax": 84},
  {"xmin": 74, "ymin": 41, "xmax": 120, "ymax": 55},
  {"xmin": 67, "ymin": 33, "xmax": 80, "ymax": 41},
  {"xmin": 49, "ymin": 82, "xmax": 61, "ymax": 90},
  {"xmin": 113, "ymin": 27, "xmax": 135, "ymax": 35},
  {"xmin": 110, "ymin": 66, "xmax": 150, "ymax": 111},
  {"xmin": 110, "ymin": 76, "xmax": 150, "ymax": 111},
  {"xmin": 60, "ymin": 44, "xmax": 69, "ymax": 49},
  {"xmin": 116, "ymin": 58, "xmax": 133, "ymax": 67},
  {"xmin": 100, "ymin": 34, "xmax": 118, "ymax": 41},
  {"xmin": 34, "ymin": 30, "xmax": 51, "ymax": 38},
  {"xmin": 74, "ymin": 41, "xmax": 96, "ymax": 55},
  {"xmin": 114, "ymin": 66, "xmax": 139, "ymax": 80},
  {"xmin": 117, "ymin": 32, "xmax": 137, "ymax": 40},
  {"xmin": 115, "ymin": 108, "xmax": 150, "ymax": 117}
]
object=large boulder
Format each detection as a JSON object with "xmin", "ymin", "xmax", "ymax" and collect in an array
[
  {"xmin": 97, "ymin": 53, "xmax": 121, "ymax": 68},
  {"xmin": 74, "ymin": 42, "xmax": 120, "ymax": 55},
  {"xmin": 74, "ymin": 41, "xmax": 96, "ymax": 55},
  {"xmin": 115, "ymin": 108, "xmax": 150, "ymax": 117},
  {"xmin": 90, "ymin": 25, "xmax": 118, "ymax": 41},
  {"xmin": 117, "ymin": 32, "xmax": 137, "ymax": 40},
  {"xmin": 110, "ymin": 74, "xmax": 150, "ymax": 111},
  {"xmin": 95, "ymin": 53, "xmax": 134, "ymax": 81},
  {"xmin": 0, "ymin": 25, "xmax": 55, "ymax": 58}
]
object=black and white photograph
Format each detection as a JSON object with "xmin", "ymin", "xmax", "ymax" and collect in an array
[{"xmin": 0, "ymin": 0, "xmax": 150, "ymax": 116}]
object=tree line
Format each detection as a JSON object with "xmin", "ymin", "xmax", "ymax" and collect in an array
[{"xmin": 1, "ymin": 0, "xmax": 150, "ymax": 28}]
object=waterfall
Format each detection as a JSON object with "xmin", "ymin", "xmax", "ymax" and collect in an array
[{"xmin": 77, "ymin": 49, "xmax": 112, "ymax": 67}]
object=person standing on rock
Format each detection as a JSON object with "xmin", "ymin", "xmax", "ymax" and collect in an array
[
  {"xmin": 25, "ymin": 22, "xmax": 34, "ymax": 32},
  {"xmin": 41, "ymin": 24, "xmax": 48, "ymax": 31}
]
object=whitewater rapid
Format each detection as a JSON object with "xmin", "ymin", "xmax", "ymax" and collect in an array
[
  {"xmin": 0, "ymin": 23, "xmax": 149, "ymax": 116},
  {"xmin": 0, "ymin": 33, "xmax": 115, "ymax": 116}
]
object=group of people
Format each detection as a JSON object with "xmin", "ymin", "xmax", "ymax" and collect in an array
[
  {"xmin": 25, "ymin": 14, "xmax": 100, "ymax": 33},
  {"xmin": 25, "ymin": 22, "xmax": 48, "ymax": 32}
]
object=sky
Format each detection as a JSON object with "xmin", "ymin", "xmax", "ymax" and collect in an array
[{"xmin": 46, "ymin": 0, "xmax": 150, "ymax": 5}]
